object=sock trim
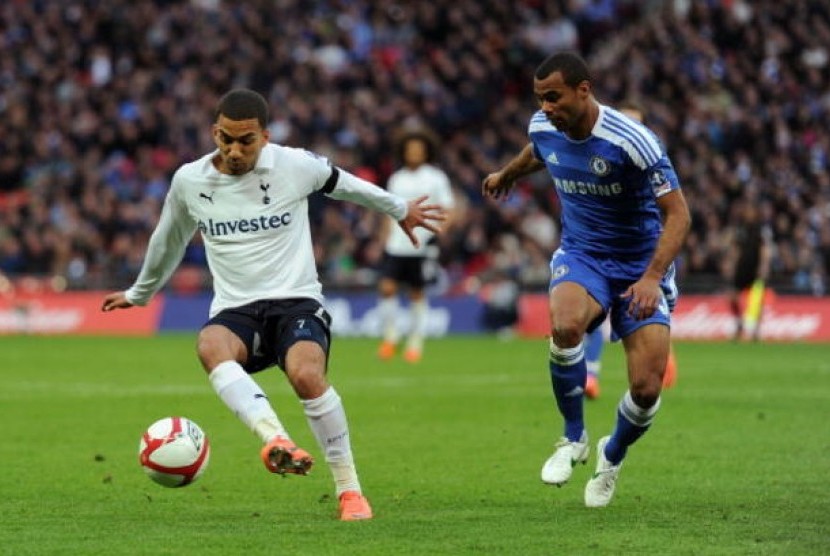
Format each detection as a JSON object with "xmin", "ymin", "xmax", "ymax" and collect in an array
[
  {"xmin": 549, "ymin": 339, "xmax": 585, "ymax": 366},
  {"xmin": 302, "ymin": 386, "xmax": 340, "ymax": 417},
  {"xmin": 209, "ymin": 360, "xmax": 248, "ymax": 391},
  {"xmin": 619, "ymin": 390, "xmax": 661, "ymax": 427}
]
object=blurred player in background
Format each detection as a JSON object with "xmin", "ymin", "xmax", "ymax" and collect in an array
[
  {"xmin": 102, "ymin": 89, "xmax": 445, "ymax": 521},
  {"xmin": 726, "ymin": 201, "xmax": 773, "ymax": 341},
  {"xmin": 583, "ymin": 99, "xmax": 678, "ymax": 399},
  {"xmin": 482, "ymin": 52, "xmax": 690, "ymax": 507},
  {"xmin": 376, "ymin": 129, "xmax": 454, "ymax": 363}
]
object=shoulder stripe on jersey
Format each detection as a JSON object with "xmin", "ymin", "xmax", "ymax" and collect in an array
[
  {"xmin": 602, "ymin": 114, "xmax": 659, "ymax": 162},
  {"xmin": 529, "ymin": 111, "xmax": 556, "ymax": 134},
  {"xmin": 322, "ymin": 166, "xmax": 340, "ymax": 194},
  {"xmin": 601, "ymin": 112, "xmax": 660, "ymax": 164}
]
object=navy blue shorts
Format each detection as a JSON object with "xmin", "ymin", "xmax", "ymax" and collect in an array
[{"xmin": 204, "ymin": 298, "xmax": 332, "ymax": 374}]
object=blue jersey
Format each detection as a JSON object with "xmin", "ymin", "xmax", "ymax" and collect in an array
[{"xmin": 529, "ymin": 104, "xmax": 680, "ymax": 259}]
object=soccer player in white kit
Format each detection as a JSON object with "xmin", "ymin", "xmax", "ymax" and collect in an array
[
  {"xmin": 376, "ymin": 129, "xmax": 455, "ymax": 363},
  {"xmin": 102, "ymin": 89, "xmax": 446, "ymax": 521}
]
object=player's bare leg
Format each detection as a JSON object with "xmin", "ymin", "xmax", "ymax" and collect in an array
[
  {"xmin": 404, "ymin": 288, "xmax": 427, "ymax": 363},
  {"xmin": 286, "ymin": 341, "xmax": 372, "ymax": 520},
  {"xmin": 377, "ymin": 278, "xmax": 399, "ymax": 360},
  {"xmin": 198, "ymin": 325, "xmax": 307, "ymax": 473}
]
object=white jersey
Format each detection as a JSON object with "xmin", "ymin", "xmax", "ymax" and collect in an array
[
  {"xmin": 384, "ymin": 164, "xmax": 453, "ymax": 256},
  {"xmin": 125, "ymin": 143, "xmax": 407, "ymax": 317}
]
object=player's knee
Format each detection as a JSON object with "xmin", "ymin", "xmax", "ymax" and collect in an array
[
  {"xmin": 196, "ymin": 329, "xmax": 237, "ymax": 372},
  {"xmin": 378, "ymin": 279, "xmax": 397, "ymax": 297},
  {"xmin": 196, "ymin": 336, "xmax": 219, "ymax": 371},
  {"xmin": 629, "ymin": 380, "xmax": 661, "ymax": 408},
  {"xmin": 551, "ymin": 323, "xmax": 583, "ymax": 348},
  {"xmin": 287, "ymin": 363, "xmax": 328, "ymax": 399}
]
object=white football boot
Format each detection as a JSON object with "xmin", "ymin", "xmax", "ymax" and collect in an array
[
  {"xmin": 540, "ymin": 431, "xmax": 589, "ymax": 486},
  {"xmin": 584, "ymin": 436, "xmax": 622, "ymax": 507}
]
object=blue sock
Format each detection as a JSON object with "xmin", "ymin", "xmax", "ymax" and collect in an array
[
  {"xmin": 604, "ymin": 391, "xmax": 661, "ymax": 465},
  {"xmin": 584, "ymin": 327, "xmax": 604, "ymax": 377},
  {"xmin": 548, "ymin": 339, "xmax": 587, "ymax": 442}
]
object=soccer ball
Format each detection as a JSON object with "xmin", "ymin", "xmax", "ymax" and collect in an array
[{"xmin": 139, "ymin": 416, "xmax": 210, "ymax": 487}]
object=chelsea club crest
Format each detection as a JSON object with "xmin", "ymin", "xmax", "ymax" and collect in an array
[
  {"xmin": 589, "ymin": 156, "xmax": 610, "ymax": 176},
  {"xmin": 552, "ymin": 264, "xmax": 569, "ymax": 280}
]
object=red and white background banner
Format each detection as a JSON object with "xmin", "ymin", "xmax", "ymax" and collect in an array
[
  {"xmin": 517, "ymin": 294, "xmax": 830, "ymax": 341},
  {"xmin": 0, "ymin": 292, "xmax": 162, "ymax": 335},
  {"xmin": 1, "ymin": 291, "xmax": 829, "ymax": 341}
]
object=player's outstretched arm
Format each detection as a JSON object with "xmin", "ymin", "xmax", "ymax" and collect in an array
[
  {"xmin": 101, "ymin": 291, "xmax": 134, "ymax": 312},
  {"xmin": 397, "ymin": 195, "xmax": 447, "ymax": 248},
  {"xmin": 482, "ymin": 143, "xmax": 545, "ymax": 200}
]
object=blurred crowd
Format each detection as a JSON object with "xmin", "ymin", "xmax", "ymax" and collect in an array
[{"xmin": 0, "ymin": 0, "xmax": 829, "ymax": 297}]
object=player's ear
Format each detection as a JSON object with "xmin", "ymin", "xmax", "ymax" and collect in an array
[{"xmin": 576, "ymin": 80, "xmax": 591, "ymax": 98}]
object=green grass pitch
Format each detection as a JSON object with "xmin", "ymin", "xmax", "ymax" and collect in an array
[{"xmin": 1, "ymin": 335, "xmax": 828, "ymax": 555}]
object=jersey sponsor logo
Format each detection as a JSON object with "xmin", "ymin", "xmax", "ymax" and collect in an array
[
  {"xmin": 589, "ymin": 155, "xmax": 611, "ymax": 176},
  {"xmin": 197, "ymin": 212, "xmax": 293, "ymax": 237},
  {"xmin": 553, "ymin": 177, "xmax": 622, "ymax": 196}
]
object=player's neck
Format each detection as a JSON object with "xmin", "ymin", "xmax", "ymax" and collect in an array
[{"xmin": 566, "ymin": 99, "xmax": 599, "ymax": 141}]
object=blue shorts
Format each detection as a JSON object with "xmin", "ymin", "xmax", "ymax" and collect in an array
[{"xmin": 549, "ymin": 249, "xmax": 677, "ymax": 341}]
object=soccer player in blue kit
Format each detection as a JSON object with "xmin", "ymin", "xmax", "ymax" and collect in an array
[{"xmin": 482, "ymin": 52, "xmax": 690, "ymax": 507}]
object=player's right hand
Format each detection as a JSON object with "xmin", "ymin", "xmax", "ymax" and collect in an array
[
  {"xmin": 101, "ymin": 291, "xmax": 134, "ymax": 312},
  {"xmin": 398, "ymin": 195, "xmax": 447, "ymax": 248},
  {"xmin": 481, "ymin": 172, "xmax": 513, "ymax": 200}
]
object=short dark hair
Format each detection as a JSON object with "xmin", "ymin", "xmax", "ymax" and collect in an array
[
  {"xmin": 215, "ymin": 89, "xmax": 269, "ymax": 128},
  {"xmin": 534, "ymin": 52, "xmax": 591, "ymax": 87}
]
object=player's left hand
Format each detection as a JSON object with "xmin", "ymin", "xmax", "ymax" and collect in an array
[
  {"xmin": 398, "ymin": 195, "xmax": 447, "ymax": 248},
  {"xmin": 620, "ymin": 277, "xmax": 662, "ymax": 320},
  {"xmin": 101, "ymin": 291, "xmax": 134, "ymax": 312}
]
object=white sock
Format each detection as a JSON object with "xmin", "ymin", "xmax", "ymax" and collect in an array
[
  {"xmin": 379, "ymin": 296, "xmax": 400, "ymax": 343},
  {"xmin": 407, "ymin": 298, "xmax": 427, "ymax": 351},
  {"xmin": 209, "ymin": 360, "xmax": 288, "ymax": 443},
  {"xmin": 302, "ymin": 387, "xmax": 360, "ymax": 495}
]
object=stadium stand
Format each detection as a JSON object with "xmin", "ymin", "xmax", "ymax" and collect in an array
[{"xmin": 0, "ymin": 0, "xmax": 828, "ymax": 297}]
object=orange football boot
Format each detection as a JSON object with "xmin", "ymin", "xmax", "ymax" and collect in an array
[
  {"xmin": 585, "ymin": 373, "xmax": 600, "ymax": 400},
  {"xmin": 339, "ymin": 491, "xmax": 373, "ymax": 521},
  {"xmin": 260, "ymin": 436, "xmax": 313, "ymax": 475},
  {"xmin": 403, "ymin": 347, "xmax": 422, "ymax": 363},
  {"xmin": 377, "ymin": 341, "xmax": 396, "ymax": 360}
]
